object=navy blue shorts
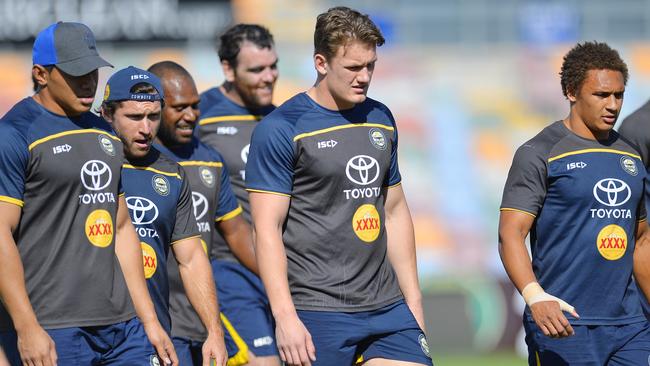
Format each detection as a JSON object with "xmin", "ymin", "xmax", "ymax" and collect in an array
[
  {"xmin": 172, "ymin": 324, "xmax": 245, "ymax": 366},
  {"xmin": 0, "ymin": 317, "xmax": 157, "ymax": 366},
  {"xmin": 524, "ymin": 318, "xmax": 650, "ymax": 365},
  {"xmin": 213, "ymin": 259, "xmax": 277, "ymax": 358},
  {"xmin": 297, "ymin": 300, "xmax": 433, "ymax": 365}
]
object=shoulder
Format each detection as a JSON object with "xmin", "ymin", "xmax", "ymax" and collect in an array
[
  {"xmin": 610, "ymin": 130, "xmax": 644, "ymax": 158},
  {"xmin": 195, "ymin": 140, "xmax": 226, "ymax": 164},
  {"xmin": 517, "ymin": 121, "xmax": 569, "ymax": 161}
]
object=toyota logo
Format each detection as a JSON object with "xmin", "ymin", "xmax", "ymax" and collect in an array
[
  {"xmin": 80, "ymin": 160, "xmax": 112, "ymax": 191},
  {"xmin": 126, "ymin": 196, "xmax": 159, "ymax": 225},
  {"xmin": 346, "ymin": 155, "xmax": 380, "ymax": 186},
  {"xmin": 241, "ymin": 144, "xmax": 250, "ymax": 164},
  {"xmin": 192, "ymin": 192, "xmax": 209, "ymax": 221},
  {"xmin": 593, "ymin": 178, "xmax": 631, "ymax": 207}
]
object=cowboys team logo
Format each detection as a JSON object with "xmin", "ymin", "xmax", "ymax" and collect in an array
[
  {"xmin": 103, "ymin": 84, "xmax": 110, "ymax": 101},
  {"xmin": 141, "ymin": 243, "xmax": 157, "ymax": 279},
  {"xmin": 346, "ymin": 155, "xmax": 380, "ymax": 186},
  {"xmin": 98, "ymin": 135, "xmax": 116, "ymax": 156},
  {"xmin": 620, "ymin": 156, "xmax": 638, "ymax": 176},
  {"xmin": 596, "ymin": 224, "xmax": 627, "ymax": 260},
  {"xmin": 152, "ymin": 175, "xmax": 169, "ymax": 196},
  {"xmin": 81, "ymin": 160, "xmax": 112, "ymax": 191},
  {"xmin": 368, "ymin": 128, "xmax": 387, "ymax": 150},
  {"xmin": 85, "ymin": 209, "xmax": 114, "ymax": 248},
  {"xmin": 149, "ymin": 355, "xmax": 161, "ymax": 366},
  {"xmin": 199, "ymin": 167, "xmax": 215, "ymax": 188},
  {"xmin": 126, "ymin": 196, "xmax": 159, "ymax": 225},
  {"xmin": 418, "ymin": 334, "xmax": 431, "ymax": 358},
  {"xmin": 352, "ymin": 204, "xmax": 380, "ymax": 243}
]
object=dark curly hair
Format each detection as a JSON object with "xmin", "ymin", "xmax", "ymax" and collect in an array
[{"xmin": 560, "ymin": 41, "xmax": 628, "ymax": 98}]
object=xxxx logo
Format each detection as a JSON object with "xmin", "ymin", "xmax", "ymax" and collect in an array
[
  {"xmin": 596, "ymin": 224, "xmax": 627, "ymax": 260},
  {"xmin": 85, "ymin": 209, "xmax": 114, "ymax": 247},
  {"xmin": 141, "ymin": 243, "xmax": 157, "ymax": 279},
  {"xmin": 352, "ymin": 204, "xmax": 381, "ymax": 243}
]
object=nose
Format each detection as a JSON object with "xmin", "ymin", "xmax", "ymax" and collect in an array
[
  {"xmin": 183, "ymin": 106, "xmax": 198, "ymax": 123},
  {"xmin": 139, "ymin": 118, "xmax": 152, "ymax": 136},
  {"xmin": 357, "ymin": 67, "xmax": 371, "ymax": 84},
  {"xmin": 262, "ymin": 67, "xmax": 277, "ymax": 83},
  {"xmin": 605, "ymin": 95, "xmax": 619, "ymax": 111}
]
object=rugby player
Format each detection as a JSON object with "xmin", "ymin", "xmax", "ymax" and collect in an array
[
  {"xmin": 246, "ymin": 7, "xmax": 432, "ymax": 366},
  {"xmin": 149, "ymin": 61, "xmax": 258, "ymax": 366},
  {"xmin": 0, "ymin": 22, "xmax": 175, "ymax": 365},
  {"xmin": 197, "ymin": 23, "xmax": 280, "ymax": 366},
  {"xmin": 100, "ymin": 66, "xmax": 228, "ymax": 366},
  {"xmin": 499, "ymin": 41, "xmax": 650, "ymax": 364}
]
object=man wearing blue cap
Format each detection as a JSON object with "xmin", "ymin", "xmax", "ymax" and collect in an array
[
  {"xmin": 100, "ymin": 66, "xmax": 229, "ymax": 366},
  {"xmin": 0, "ymin": 22, "xmax": 176, "ymax": 366}
]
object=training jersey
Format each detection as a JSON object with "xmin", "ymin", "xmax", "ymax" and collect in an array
[
  {"xmin": 246, "ymin": 92, "xmax": 403, "ymax": 312},
  {"xmin": 501, "ymin": 120, "xmax": 646, "ymax": 325},
  {"xmin": 0, "ymin": 97, "xmax": 134, "ymax": 330},
  {"xmin": 121, "ymin": 148, "xmax": 200, "ymax": 334},
  {"xmin": 619, "ymin": 100, "xmax": 650, "ymax": 168},
  {"xmin": 197, "ymin": 87, "xmax": 275, "ymax": 263},
  {"xmin": 155, "ymin": 139, "xmax": 240, "ymax": 341}
]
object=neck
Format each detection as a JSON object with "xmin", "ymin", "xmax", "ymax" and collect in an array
[
  {"xmin": 306, "ymin": 81, "xmax": 354, "ymax": 111},
  {"xmin": 220, "ymin": 84, "xmax": 246, "ymax": 108},
  {"xmin": 564, "ymin": 113, "xmax": 609, "ymax": 141},
  {"xmin": 32, "ymin": 91, "xmax": 81, "ymax": 117}
]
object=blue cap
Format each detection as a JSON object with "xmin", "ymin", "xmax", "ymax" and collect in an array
[
  {"xmin": 33, "ymin": 22, "xmax": 112, "ymax": 76},
  {"xmin": 103, "ymin": 66, "xmax": 165, "ymax": 103}
]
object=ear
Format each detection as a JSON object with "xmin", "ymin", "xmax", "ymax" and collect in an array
[
  {"xmin": 32, "ymin": 65, "xmax": 50, "ymax": 90},
  {"xmin": 100, "ymin": 106, "xmax": 113, "ymax": 123},
  {"xmin": 314, "ymin": 53, "xmax": 328, "ymax": 76},
  {"xmin": 221, "ymin": 60, "xmax": 235, "ymax": 83},
  {"xmin": 567, "ymin": 88, "xmax": 578, "ymax": 103}
]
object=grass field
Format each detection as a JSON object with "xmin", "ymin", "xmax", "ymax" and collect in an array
[{"xmin": 435, "ymin": 352, "xmax": 524, "ymax": 366}]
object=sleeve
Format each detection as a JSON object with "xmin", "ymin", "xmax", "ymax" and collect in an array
[
  {"xmin": 245, "ymin": 117, "xmax": 296, "ymax": 195},
  {"xmin": 500, "ymin": 144, "xmax": 548, "ymax": 217},
  {"xmin": 387, "ymin": 120, "xmax": 402, "ymax": 187},
  {"xmin": 171, "ymin": 167, "xmax": 200, "ymax": 243},
  {"xmin": 0, "ymin": 126, "xmax": 29, "ymax": 207},
  {"xmin": 641, "ymin": 169, "xmax": 649, "ymax": 222},
  {"xmin": 215, "ymin": 160, "xmax": 242, "ymax": 222}
]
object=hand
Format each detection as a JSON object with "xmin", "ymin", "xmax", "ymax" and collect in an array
[
  {"xmin": 530, "ymin": 301, "xmax": 575, "ymax": 338},
  {"xmin": 16, "ymin": 323, "xmax": 57, "ymax": 366},
  {"xmin": 275, "ymin": 313, "xmax": 316, "ymax": 366},
  {"xmin": 202, "ymin": 330, "xmax": 228, "ymax": 366},
  {"xmin": 143, "ymin": 320, "xmax": 178, "ymax": 366}
]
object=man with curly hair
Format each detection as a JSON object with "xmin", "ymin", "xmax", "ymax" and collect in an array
[{"xmin": 499, "ymin": 41, "xmax": 650, "ymax": 364}]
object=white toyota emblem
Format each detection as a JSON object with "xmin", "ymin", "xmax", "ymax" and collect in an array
[
  {"xmin": 241, "ymin": 144, "xmax": 250, "ymax": 164},
  {"xmin": 346, "ymin": 155, "xmax": 380, "ymax": 186},
  {"xmin": 80, "ymin": 160, "xmax": 112, "ymax": 191},
  {"xmin": 126, "ymin": 196, "xmax": 159, "ymax": 225},
  {"xmin": 192, "ymin": 192, "xmax": 209, "ymax": 221},
  {"xmin": 593, "ymin": 178, "xmax": 631, "ymax": 207}
]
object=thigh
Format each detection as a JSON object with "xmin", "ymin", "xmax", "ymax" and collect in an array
[
  {"xmin": 47, "ymin": 327, "xmax": 99, "ymax": 366},
  {"xmin": 297, "ymin": 310, "xmax": 361, "ymax": 366},
  {"xmin": 173, "ymin": 336, "xmax": 194, "ymax": 366},
  {"xmin": 608, "ymin": 322, "xmax": 650, "ymax": 366},
  {"xmin": 102, "ymin": 318, "xmax": 158, "ymax": 365},
  {"xmin": 214, "ymin": 261, "xmax": 277, "ymax": 358},
  {"xmin": 357, "ymin": 301, "xmax": 432, "ymax": 365},
  {"xmin": 524, "ymin": 320, "xmax": 601, "ymax": 366}
]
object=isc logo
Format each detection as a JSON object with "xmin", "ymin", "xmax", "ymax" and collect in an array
[
  {"xmin": 318, "ymin": 140, "xmax": 338, "ymax": 149},
  {"xmin": 130, "ymin": 74, "xmax": 149, "ymax": 80},
  {"xmin": 52, "ymin": 144, "xmax": 72, "ymax": 154},
  {"xmin": 567, "ymin": 161, "xmax": 587, "ymax": 170}
]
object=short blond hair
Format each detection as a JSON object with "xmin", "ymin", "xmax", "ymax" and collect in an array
[{"xmin": 314, "ymin": 6, "xmax": 385, "ymax": 60}]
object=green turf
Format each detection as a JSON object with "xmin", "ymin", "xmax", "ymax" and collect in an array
[{"xmin": 433, "ymin": 352, "xmax": 525, "ymax": 366}]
